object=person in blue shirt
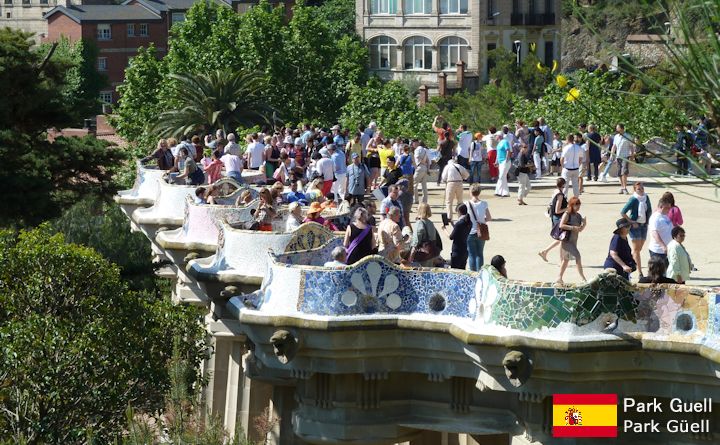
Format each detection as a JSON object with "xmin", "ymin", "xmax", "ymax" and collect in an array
[
  {"xmin": 286, "ymin": 180, "xmax": 308, "ymax": 205},
  {"xmin": 328, "ymin": 144, "xmax": 347, "ymax": 203},
  {"xmin": 332, "ymin": 125, "xmax": 345, "ymax": 148},
  {"xmin": 494, "ymin": 136, "xmax": 511, "ymax": 197}
]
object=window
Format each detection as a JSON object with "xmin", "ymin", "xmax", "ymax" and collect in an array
[
  {"xmin": 545, "ymin": 0, "xmax": 553, "ymax": 13},
  {"xmin": 99, "ymin": 91, "xmax": 113, "ymax": 104},
  {"xmin": 22, "ymin": 0, "xmax": 29, "ymax": 5},
  {"xmin": 440, "ymin": 0, "xmax": 467, "ymax": 14},
  {"xmin": 4, "ymin": 0, "xmax": 12, "ymax": 5},
  {"xmin": 487, "ymin": 0, "xmax": 497, "ymax": 18},
  {"xmin": 171, "ymin": 12, "xmax": 185, "ymax": 24},
  {"xmin": 405, "ymin": 0, "xmax": 430, "ymax": 14},
  {"xmin": 97, "ymin": 24, "xmax": 111, "ymax": 40},
  {"xmin": 369, "ymin": 36, "xmax": 396, "ymax": 69},
  {"xmin": 40, "ymin": 0, "xmax": 48, "ymax": 4},
  {"xmin": 439, "ymin": 36, "xmax": 468, "ymax": 70},
  {"xmin": 486, "ymin": 42, "xmax": 496, "ymax": 78},
  {"xmin": 544, "ymin": 41, "xmax": 554, "ymax": 67},
  {"xmin": 97, "ymin": 57, "xmax": 107, "ymax": 71},
  {"xmin": 512, "ymin": 0, "xmax": 519, "ymax": 12},
  {"xmin": 403, "ymin": 36, "xmax": 432, "ymax": 70},
  {"xmin": 5, "ymin": 11, "xmax": 11, "ymax": 18},
  {"xmin": 139, "ymin": 23, "xmax": 148, "ymax": 36},
  {"xmin": 370, "ymin": 0, "xmax": 396, "ymax": 15},
  {"xmin": 127, "ymin": 24, "xmax": 135, "ymax": 36}
]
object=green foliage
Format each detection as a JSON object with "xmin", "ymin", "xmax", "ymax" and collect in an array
[
  {"xmin": 315, "ymin": 0, "xmax": 356, "ymax": 38},
  {"xmin": 112, "ymin": 45, "xmax": 168, "ymax": 147},
  {"xmin": 489, "ymin": 48, "xmax": 552, "ymax": 100},
  {"xmin": 0, "ymin": 227, "xmax": 206, "ymax": 443},
  {"xmin": 38, "ymin": 37, "xmax": 107, "ymax": 124},
  {"xmin": 428, "ymin": 84, "xmax": 517, "ymax": 134},
  {"xmin": 513, "ymin": 69, "xmax": 685, "ymax": 142},
  {"xmin": 153, "ymin": 70, "xmax": 280, "ymax": 137},
  {"xmin": 340, "ymin": 77, "xmax": 434, "ymax": 142}
]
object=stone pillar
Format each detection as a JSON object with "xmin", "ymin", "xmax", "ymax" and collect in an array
[
  {"xmin": 239, "ymin": 352, "xmax": 273, "ymax": 443},
  {"xmin": 418, "ymin": 85, "xmax": 429, "ymax": 106},
  {"xmin": 206, "ymin": 336, "xmax": 232, "ymax": 419},
  {"xmin": 456, "ymin": 60, "xmax": 465, "ymax": 89},
  {"xmin": 438, "ymin": 72, "xmax": 447, "ymax": 97},
  {"xmin": 223, "ymin": 341, "xmax": 245, "ymax": 435},
  {"xmin": 266, "ymin": 385, "xmax": 297, "ymax": 445}
]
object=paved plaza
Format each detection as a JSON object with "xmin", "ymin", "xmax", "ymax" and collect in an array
[{"xmin": 412, "ymin": 174, "xmax": 720, "ymax": 286}]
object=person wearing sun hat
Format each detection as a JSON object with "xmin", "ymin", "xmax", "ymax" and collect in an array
[{"xmin": 603, "ymin": 218, "xmax": 636, "ymax": 279}]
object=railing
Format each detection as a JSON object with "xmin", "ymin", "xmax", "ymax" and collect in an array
[{"xmin": 511, "ymin": 13, "xmax": 524, "ymax": 26}]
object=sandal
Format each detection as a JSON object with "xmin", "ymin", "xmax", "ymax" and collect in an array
[{"xmin": 538, "ymin": 251, "xmax": 548, "ymax": 262}]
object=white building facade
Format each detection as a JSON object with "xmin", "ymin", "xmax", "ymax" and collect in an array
[
  {"xmin": 0, "ymin": 0, "xmax": 62, "ymax": 41},
  {"xmin": 357, "ymin": 0, "xmax": 561, "ymax": 93}
]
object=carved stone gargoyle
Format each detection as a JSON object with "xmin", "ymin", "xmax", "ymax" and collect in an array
[
  {"xmin": 502, "ymin": 350, "xmax": 533, "ymax": 387},
  {"xmin": 269, "ymin": 329, "xmax": 298, "ymax": 364}
]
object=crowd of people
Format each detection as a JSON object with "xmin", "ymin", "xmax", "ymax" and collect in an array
[{"xmin": 139, "ymin": 115, "xmax": 708, "ymax": 282}]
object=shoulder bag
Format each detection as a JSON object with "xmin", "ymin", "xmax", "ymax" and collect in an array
[
  {"xmin": 410, "ymin": 220, "xmax": 441, "ymax": 263},
  {"xmin": 467, "ymin": 201, "xmax": 490, "ymax": 241}
]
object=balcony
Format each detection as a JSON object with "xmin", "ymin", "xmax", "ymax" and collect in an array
[
  {"xmin": 524, "ymin": 13, "xmax": 556, "ymax": 26},
  {"xmin": 510, "ymin": 13, "xmax": 524, "ymax": 26}
]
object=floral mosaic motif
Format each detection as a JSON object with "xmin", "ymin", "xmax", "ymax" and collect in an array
[
  {"xmin": 712, "ymin": 294, "xmax": 720, "ymax": 335},
  {"xmin": 299, "ymin": 257, "xmax": 476, "ymax": 316},
  {"xmin": 284, "ymin": 223, "xmax": 336, "ymax": 253},
  {"xmin": 273, "ymin": 238, "xmax": 343, "ymax": 266}
]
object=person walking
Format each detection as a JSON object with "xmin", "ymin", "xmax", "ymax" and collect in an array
[
  {"xmin": 603, "ymin": 218, "xmax": 636, "ymax": 280},
  {"xmin": 443, "ymin": 203, "xmax": 471, "ymax": 270},
  {"xmin": 612, "ymin": 123, "xmax": 635, "ymax": 194},
  {"xmin": 441, "ymin": 157, "xmax": 469, "ymax": 222},
  {"xmin": 469, "ymin": 132, "xmax": 484, "ymax": 184},
  {"xmin": 666, "ymin": 226, "xmax": 693, "ymax": 284},
  {"xmin": 436, "ymin": 133, "xmax": 454, "ymax": 186},
  {"xmin": 586, "ymin": 124, "xmax": 602, "ymax": 181},
  {"xmin": 346, "ymin": 153, "xmax": 370, "ymax": 206},
  {"xmin": 494, "ymin": 135, "xmax": 511, "ymax": 197},
  {"xmin": 662, "ymin": 191, "xmax": 684, "ymax": 227},
  {"xmin": 561, "ymin": 134, "xmax": 583, "ymax": 197},
  {"xmin": 455, "ymin": 124, "xmax": 472, "ymax": 170},
  {"xmin": 557, "ymin": 196, "xmax": 587, "ymax": 284},
  {"xmin": 413, "ymin": 139, "xmax": 430, "ymax": 204},
  {"xmin": 532, "ymin": 127, "xmax": 545, "ymax": 179},
  {"xmin": 516, "ymin": 144, "xmax": 532, "ymax": 206},
  {"xmin": 466, "ymin": 184, "xmax": 491, "ymax": 272},
  {"xmin": 485, "ymin": 127, "xmax": 499, "ymax": 181},
  {"xmin": 647, "ymin": 196, "xmax": 674, "ymax": 264},
  {"xmin": 538, "ymin": 177, "xmax": 568, "ymax": 262},
  {"xmin": 329, "ymin": 144, "xmax": 347, "ymax": 203},
  {"xmin": 620, "ymin": 182, "xmax": 652, "ymax": 279}
]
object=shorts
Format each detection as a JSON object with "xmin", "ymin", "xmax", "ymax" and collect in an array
[
  {"xmin": 617, "ymin": 158, "xmax": 629, "ymax": 176},
  {"xmin": 628, "ymin": 223, "xmax": 648, "ymax": 241},
  {"xmin": 366, "ymin": 156, "xmax": 380, "ymax": 169}
]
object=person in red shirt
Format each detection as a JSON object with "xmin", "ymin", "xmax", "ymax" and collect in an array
[{"xmin": 432, "ymin": 115, "xmax": 454, "ymax": 142}]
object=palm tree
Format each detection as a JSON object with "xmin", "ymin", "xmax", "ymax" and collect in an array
[{"xmin": 152, "ymin": 70, "xmax": 280, "ymax": 138}]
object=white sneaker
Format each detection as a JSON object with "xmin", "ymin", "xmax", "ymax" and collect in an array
[{"xmin": 600, "ymin": 173, "xmax": 608, "ymax": 183}]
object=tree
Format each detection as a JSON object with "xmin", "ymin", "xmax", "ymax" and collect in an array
[
  {"xmin": 152, "ymin": 70, "xmax": 280, "ymax": 137},
  {"xmin": 112, "ymin": 45, "xmax": 168, "ymax": 148},
  {"xmin": 0, "ymin": 228, "xmax": 206, "ymax": 444},
  {"xmin": 489, "ymin": 47, "xmax": 552, "ymax": 100},
  {"xmin": 427, "ymin": 84, "xmax": 517, "ymax": 134}
]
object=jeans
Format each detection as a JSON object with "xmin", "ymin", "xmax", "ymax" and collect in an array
[
  {"xmin": 437, "ymin": 157, "xmax": 449, "ymax": 185},
  {"xmin": 467, "ymin": 236, "xmax": 485, "ymax": 272},
  {"xmin": 469, "ymin": 161, "xmax": 483, "ymax": 184},
  {"xmin": 457, "ymin": 155, "xmax": 469, "ymax": 170},
  {"xmin": 587, "ymin": 161, "xmax": 599, "ymax": 180},
  {"xmin": 227, "ymin": 171, "xmax": 244, "ymax": 183},
  {"xmin": 677, "ymin": 153, "xmax": 689, "ymax": 175}
]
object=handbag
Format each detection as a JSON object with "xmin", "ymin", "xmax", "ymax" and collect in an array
[
  {"xmin": 410, "ymin": 220, "xmax": 441, "ymax": 263},
  {"xmin": 466, "ymin": 201, "xmax": 490, "ymax": 241},
  {"xmin": 550, "ymin": 221, "xmax": 567, "ymax": 241}
]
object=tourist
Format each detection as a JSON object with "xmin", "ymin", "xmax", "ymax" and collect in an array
[
  {"xmin": 611, "ymin": 123, "xmax": 635, "ymax": 194},
  {"xmin": 490, "ymin": 255, "xmax": 507, "ymax": 278},
  {"xmin": 328, "ymin": 144, "xmax": 347, "ymax": 203},
  {"xmin": 561, "ymin": 133, "xmax": 583, "ymax": 197},
  {"xmin": 142, "ymin": 139, "xmax": 174, "ymax": 170},
  {"xmin": 236, "ymin": 189, "xmax": 254, "ymax": 206},
  {"xmin": 378, "ymin": 139, "xmax": 395, "ymax": 178},
  {"xmin": 638, "ymin": 256, "xmax": 677, "ymax": 284},
  {"xmin": 190, "ymin": 136, "xmax": 204, "ymax": 163},
  {"xmin": 456, "ymin": 124, "xmax": 472, "ymax": 169},
  {"xmin": 538, "ymin": 178, "xmax": 569, "ymax": 262},
  {"xmin": 365, "ymin": 131, "xmax": 383, "ymax": 187},
  {"xmin": 575, "ymin": 132, "xmax": 587, "ymax": 193},
  {"xmin": 337, "ymin": 194, "xmax": 352, "ymax": 215},
  {"xmin": 619, "ymin": 182, "xmax": 651, "ymax": 278},
  {"xmin": 380, "ymin": 185, "xmax": 404, "ymax": 229},
  {"xmin": 286, "ymin": 181, "xmax": 307, "ymax": 205},
  {"xmin": 532, "ymin": 127, "xmax": 545, "ymax": 179},
  {"xmin": 441, "ymin": 157, "xmax": 469, "ymax": 221},
  {"xmin": 410, "ymin": 203, "xmax": 442, "ymax": 267},
  {"xmin": 253, "ymin": 188, "xmax": 277, "ymax": 231},
  {"xmin": 443, "ymin": 203, "xmax": 471, "ymax": 270},
  {"xmin": 662, "ymin": 191, "xmax": 683, "ymax": 227},
  {"xmin": 433, "ymin": 115, "xmax": 454, "ymax": 141},
  {"xmin": 469, "ymin": 132, "xmax": 484, "ymax": 184},
  {"xmin": 673, "ymin": 123, "xmax": 692, "ymax": 175},
  {"xmin": 396, "ymin": 179, "xmax": 413, "ymax": 228},
  {"xmin": 270, "ymin": 181, "xmax": 285, "ymax": 205},
  {"xmin": 285, "ymin": 202, "xmax": 303, "ymax": 232},
  {"xmin": 225, "ymin": 133, "xmax": 240, "ymax": 156},
  {"xmin": 413, "ymin": 139, "xmax": 430, "ymax": 204},
  {"xmin": 220, "ymin": 146, "xmax": 243, "ymax": 183},
  {"xmin": 323, "ymin": 246, "xmax": 347, "ymax": 268},
  {"xmin": 503, "ymin": 125, "xmax": 518, "ymax": 159},
  {"xmin": 494, "ymin": 134, "xmax": 511, "ymax": 197},
  {"xmin": 466, "ymin": 183, "xmax": 491, "ymax": 272},
  {"xmin": 485, "ymin": 126, "xmax": 499, "ymax": 182},
  {"xmin": 380, "ymin": 156, "xmax": 403, "ymax": 195},
  {"xmin": 345, "ymin": 132, "xmax": 363, "ymax": 164},
  {"xmin": 331, "ymin": 125, "xmax": 345, "ymax": 147},
  {"xmin": 246, "ymin": 133, "xmax": 266, "ymax": 171},
  {"xmin": 264, "ymin": 135, "xmax": 281, "ymax": 179},
  {"xmin": 315, "ymin": 148, "xmax": 335, "ymax": 196},
  {"xmin": 203, "ymin": 150, "xmax": 224, "ymax": 184},
  {"xmin": 557, "ymin": 196, "xmax": 587, "ymax": 284},
  {"xmin": 516, "ymin": 144, "xmax": 532, "ymax": 206},
  {"xmin": 515, "ymin": 120, "xmax": 529, "ymax": 148},
  {"xmin": 273, "ymin": 153, "xmax": 294, "ymax": 185},
  {"xmin": 603, "ymin": 218, "xmax": 636, "ymax": 279},
  {"xmin": 175, "ymin": 147, "xmax": 205, "ymax": 185},
  {"xmin": 436, "ymin": 132, "xmax": 455, "ymax": 186},
  {"xmin": 378, "ymin": 207, "xmax": 404, "ymax": 262},
  {"xmin": 346, "ymin": 153, "xmax": 369, "ymax": 206},
  {"xmin": 648, "ymin": 196, "xmax": 674, "ymax": 264},
  {"xmin": 549, "ymin": 131, "xmax": 562, "ymax": 176},
  {"xmin": 193, "ymin": 186, "xmax": 208, "ymax": 205},
  {"xmin": 363, "ymin": 199, "xmax": 378, "ymax": 227},
  {"xmin": 586, "ymin": 124, "xmax": 602, "ymax": 181},
  {"xmin": 344, "ymin": 207, "xmax": 376, "ymax": 265},
  {"xmin": 598, "ymin": 134, "xmax": 615, "ymax": 182},
  {"xmin": 398, "ymin": 144, "xmax": 415, "ymax": 192},
  {"xmin": 666, "ymin": 226, "xmax": 694, "ymax": 284}
]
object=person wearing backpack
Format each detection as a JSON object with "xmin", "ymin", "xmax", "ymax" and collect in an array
[
  {"xmin": 398, "ymin": 144, "xmax": 415, "ymax": 193},
  {"xmin": 673, "ymin": 122, "xmax": 693, "ymax": 175}
]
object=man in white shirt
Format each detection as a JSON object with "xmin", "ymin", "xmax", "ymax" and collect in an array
[
  {"xmin": 246, "ymin": 133, "xmax": 266, "ymax": 170},
  {"xmin": 412, "ymin": 139, "xmax": 430, "ymax": 204},
  {"xmin": 647, "ymin": 196, "xmax": 673, "ymax": 263},
  {"xmin": 441, "ymin": 158, "xmax": 469, "ymax": 221},
  {"xmin": 315, "ymin": 148, "xmax": 335, "ymax": 197},
  {"xmin": 612, "ymin": 123, "xmax": 635, "ymax": 195},
  {"xmin": 455, "ymin": 124, "xmax": 473, "ymax": 170},
  {"xmin": 220, "ymin": 151, "xmax": 243, "ymax": 183},
  {"xmin": 224, "ymin": 133, "xmax": 240, "ymax": 156},
  {"xmin": 561, "ymin": 134, "xmax": 584, "ymax": 197}
]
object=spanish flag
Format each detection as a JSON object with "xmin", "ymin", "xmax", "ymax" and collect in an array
[{"xmin": 552, "ymin": 394, "xmax": 618, "ymax": 438}]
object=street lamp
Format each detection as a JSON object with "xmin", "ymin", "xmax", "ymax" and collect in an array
[{"xmin": 514, "ymin": 40, "xmax": 522, "ymax": 67}]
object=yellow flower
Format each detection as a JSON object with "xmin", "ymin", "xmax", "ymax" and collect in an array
[
  {"xmin": 556, "ymin": 75, "xmax": 568, "ymax": 88},
  {"xmin": 565, "ymin": 87, "xmax": 581, "ymax": 102},
  {"xmin": 536, "ymin": 62, "xmax": 546, "ymax": 72},
  {"xmin": 530, "ymin": 42, "xmax": 537, "ymax": 53},
  {"xmin": 552, "ymin": 60, "xmax": 559, "ymax": 73}
]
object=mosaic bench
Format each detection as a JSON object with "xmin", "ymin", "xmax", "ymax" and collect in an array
[{"xmin": 115, "ymin": 161, "xmax": 165, "ymax": 207}]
